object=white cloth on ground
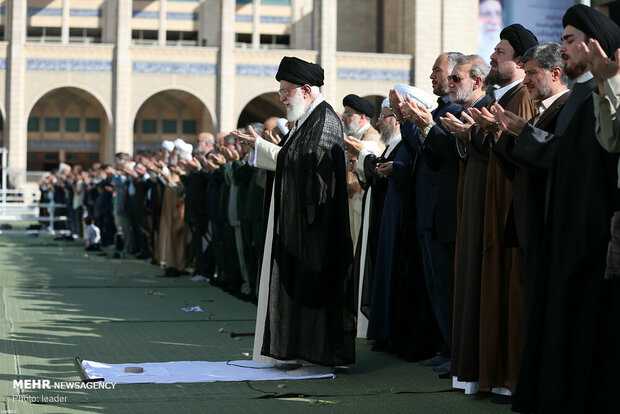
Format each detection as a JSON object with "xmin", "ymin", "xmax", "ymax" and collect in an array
[{"xmin": 81, "ymin": 360, "xmax": 335, "ymax": 384}]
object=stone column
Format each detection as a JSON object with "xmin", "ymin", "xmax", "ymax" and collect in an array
[
  {"xmin": 6, "ymin": 0, "xmax": 27, "ymax": 186},
  {"xmin": 252, "ymin": 0, "xmax": 260, "ymax": 49},
  {"xmin": 112, "ymin": 0, "xmax": 133, "ymax": 159},
  {"xmin": 61, "ymin": 0, "xmax": 70, "ymax": 44},
  {"xmin": 159, "ymin": 0, "xmax": 167, "ymax": 46},
  {"xmin": 412, "ymin": 0, "xmax": 441, "ymax": 94},
  {"xmin": 291, "ymin": 0, "xmax": 313, "ymax": 50},
  {"xmin": 102, "ymin": 0, "xmax": 118, "ymax": 44},
  {"xmin": 318, "ymin": 0, "xmax": 336, "ymax": 104},
  {"xmin": 217, "ymin": 0, "xmax": 235, "ymax": 132},
  {"xmin": 199, "ymin": 0, "xmax": 219, "ymax": 46}
]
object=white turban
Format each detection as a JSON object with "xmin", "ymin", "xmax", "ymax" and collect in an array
[
  {"xmin": 161, "ymin": 140, "xmax": 174, "ymax": 152},
  {"xmin": 381, "ymin": 97, "xmax": 390, "ymax": 109},
  {"xmin": 276, "ymin": 118, "xmax": 289, "ymax": 135},
  {"xmin": 394, "ymin": 84, "xmax": 434, "ymax": 109},
  {"xmin": 174, "ymin": 138, "xmax": 186, "ymax": 151}
]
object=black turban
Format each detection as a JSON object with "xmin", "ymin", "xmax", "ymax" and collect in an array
[
  {"xmin": 500, "ymin": 24, "xmax": 539, "ymax": 57},
  {"xmin": 563, "ymin": 4, "xmax": 620, "ymax": 59},
  {"xmin": 275, "ymin": 56, "xmax": 324, "ymax": 87},
  {"xmin": 342, "ymin": 94, "xmax": 375, "ymax": 117}
]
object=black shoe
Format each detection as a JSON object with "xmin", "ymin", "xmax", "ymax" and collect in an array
[
  {"xmin": 438, "ymin": 372, "xmax": 451, "ymax": 379},
  {"xmin": 491, "ymin": 395, "xmax": 513, "ymax": 405}
]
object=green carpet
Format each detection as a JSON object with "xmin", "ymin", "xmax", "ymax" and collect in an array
[{"xmin": 0, "ymin": 232, "xmax": 514, "ymax": 413}]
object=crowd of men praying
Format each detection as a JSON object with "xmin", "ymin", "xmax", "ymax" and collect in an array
[{"xmin": 35, "ymin": 5, "xmax": 619, "ymax": 413}]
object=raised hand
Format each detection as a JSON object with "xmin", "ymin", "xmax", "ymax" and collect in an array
[
  {"xmin": 343, "ymin": 136, "xmax": 364, "ymax": 157},
  {"xmin": 491, "ymin": 103, "xmax": 527, "ymax": 137}
]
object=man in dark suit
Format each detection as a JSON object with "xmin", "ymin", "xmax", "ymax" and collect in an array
[{"xmin": 390, "ymin": 52, "xmax": 464, "ymax": 373}]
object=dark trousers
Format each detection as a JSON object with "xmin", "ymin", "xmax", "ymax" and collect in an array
[{"xmin": 417, "ymin": 228, "xmax": 455, "ymax": 359}]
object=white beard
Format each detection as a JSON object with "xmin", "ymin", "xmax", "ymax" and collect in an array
[{"xmin": 284, "ymin": 91, "xmax": 306, "ymax": 122}]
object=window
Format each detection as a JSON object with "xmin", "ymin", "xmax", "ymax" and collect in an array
[
  {"xmin": 27, "ymin": 27, "xmax": 61, "ymax": 42},
  {"xmin": 132, "ymin": 30, "xmax": 158, "ymax": 45},
  {"xmin": 142, "ymin": 119, "xmax": 157, "ymax": 134},
  {"xmin": 235, "ymin": 33, "xmax": 252, "ymax": 45},
  {"xmin": 166, "ymin": 31, "xmax": 198, "ymax": 46},
  {"xmin": 162, "ymin": 119, "xmax": 177, "ymax": 134},
  {"xmin": 45, "ymin": 117, "xmax": 60, "ymax": 132},
  {"xmin": 65, "ymin": 118, "xmax": 80, "ymax": 132},
  {"xmin": 28, "ymin": 117, "xmax": 39, "ymax": 131},
  {"xmin": 69, "ymin": 28, "xmax": 102, "ymax": 44},
  {"xmin": 66, "ymin": 153, "xmax": 80, "ymax": 161},
  {"xmin": 260, "ymin": 34, "xmax": 290, "ymax": 49},
  {"xmin": 44, "ymin": 152, "xmax": 59, "ymax": 160},
  {"xmin": 182, "ymin": 120, "xmax": 196, "ymax": 134},
  {"xmin": 85, "ymin": 118, "xmax": 100, "ymax": 133}
]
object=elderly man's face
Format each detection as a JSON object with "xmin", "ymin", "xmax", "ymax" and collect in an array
[
  {"xmin": 342, "ymin": 106, "xmax": 363, "ymax": 135},
  {"xmin": 448, "ymin": 63, "xmax": 476, "ymax": 105},
  {"xmin": 430, "ymin": 54, "xmax": 450, "ymax": 96},
  {"xmin": 560, "ymin": 25, "xmax": 588, "ymax": 79},
  {"xmin": 523, "ymin": 59, "xmax": 554, "ymax": 101},
  {"xmin": 279, "ymin": 80, "xmax": 309, "ymax": 122}
]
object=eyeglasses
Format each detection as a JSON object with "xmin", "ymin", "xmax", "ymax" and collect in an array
[
  {"xmin": 448, "ymin": 75, "xmax": 464, "ymax": 83},
  {"xmin": 341, "ymin": 112, "xmax": 359, "ymax": 118},
  {"xmin": 377, "ymin": 114, "xmax": 395, "ymax": 121},
  {"xmin": 278, "ymin": 86, "xmax": 301, "ymax": 96}
]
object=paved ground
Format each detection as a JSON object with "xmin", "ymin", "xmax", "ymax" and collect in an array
[{"xmin": 0, "ymin": 229, "xmax": 512, "ymax": 413}]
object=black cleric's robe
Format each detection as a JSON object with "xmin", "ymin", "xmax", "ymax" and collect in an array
[
  {"xmin": 253, "ymin": 98, "xmax": 355, "ymax": 367},
  {"xmin": 510, "ymin": 78, "xmax": 620, "ymax": 414}
]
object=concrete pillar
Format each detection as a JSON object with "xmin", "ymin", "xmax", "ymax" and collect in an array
[
  {"xmin": 291, "ymin": 0, "xmax": 313, "ymax": 50},
  {"xmin": 252, "ymin": 0, "xmax": 260, "ymax": 49},
  {"xmin": 318, "ymin": 0, "xmax": 336, "ymax": 104},
  {"xmin": 199, "ymin": 0, "xmax": 219, "ymax": 46},
  {"xmin": 412, "ymin": 0, "xmax": 441, "ymax": 94},
  {"xmin": 113, "ymin": 0, "xmax": 133, "ymax": 159},
  {"xmin": 159, "ymin": 0, "xmax": 167, "ymax": 46},
  {"xmin": 6, "ymin": 0, "xmax": 27, "ymax": 186},
  {"xmin": 61, "ymin": 0, "xmax": 70, "ymax": 44},
  {"xmin": 217, "ymin": 0, "xmax": 235, "ymax": 132},
  {"xmin": 102, "ymin": 0, "xmax": 118, "ymax": 44}
]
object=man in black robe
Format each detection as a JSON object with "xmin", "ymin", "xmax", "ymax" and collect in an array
[
  {"xmin": 492, "ymin": 5, "xmax": 620, "ymax": 413},
  {"xmin": 232, "ymin": 57, "xmax": 355, "ymax": 373}
]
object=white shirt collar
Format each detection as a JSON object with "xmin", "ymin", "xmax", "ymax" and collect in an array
[
  {"xmin": 383, "ymin": 134, "xmax": 402, "ymax": 158},
  {"xmin": 494, "ymin": 78, "xmax": 524, "ymax": 102},
  {"xmin": 535, "ymin": 89, "xmax": 570, "ymax": 116},
  {"xmin": 353, "ymin": 122, "xmax": 371, "ymax": 139},
  {"xmin": 575, "ymin": 71, "xmax": 594, "ymax": 84}
]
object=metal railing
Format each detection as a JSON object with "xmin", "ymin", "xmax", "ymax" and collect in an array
[{"xmin": 0, "ymin": 148, "xmax": 69, "ymax": 235}]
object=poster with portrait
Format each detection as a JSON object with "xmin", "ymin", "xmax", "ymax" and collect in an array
[{"xmin": 478, "ymin": 0, "xmax": 576, "ymax": 61}]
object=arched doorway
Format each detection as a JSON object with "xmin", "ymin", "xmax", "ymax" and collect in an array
[
  {"xmin": 27, "ymin": 87, "xmax": 110, "ymax": 172},
  {"xmin": 236, "ymin": 92, "xmax": 285, "ymax": 129},
  {"xmin": 133, "ymin": 89, "xmax": 214, "ymax": 153}
]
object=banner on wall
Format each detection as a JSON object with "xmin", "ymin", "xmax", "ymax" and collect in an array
[{"xmin": 478, "ymin": 0, "xmax": 577, "ymax": 61}]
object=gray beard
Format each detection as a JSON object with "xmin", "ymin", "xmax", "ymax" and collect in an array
[
  {"xmin": 380, "ymin": 126, "xmax": 398, "ymax": 144},
  {"xmin": 451, "ymin": 86, "xmax": 474, "ymax": 105},
  {"xmin": 344, "ymin": 118, "xmax": 360, "ymax": 135}
]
